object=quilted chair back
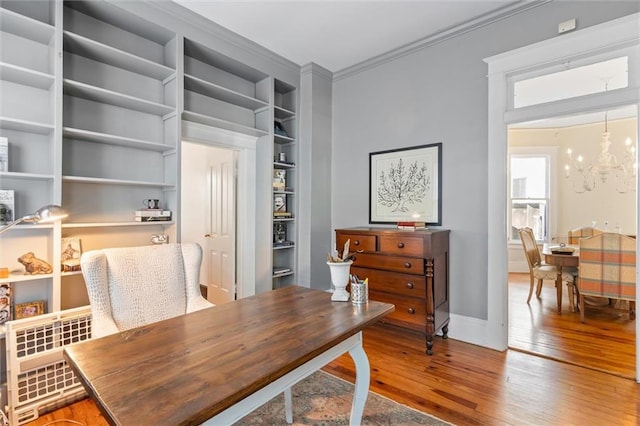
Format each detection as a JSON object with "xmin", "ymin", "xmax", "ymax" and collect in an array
[
  {"xmin": 81, "ymin": 243, "xmax": 214, "ymax": 338},
  {"xmin": 568, "ymin": 226, "xmax": 603, "ymax": 245},
  {"xmin": 578, "ymin": 233, "xmax": 636, "ymax": 301}
]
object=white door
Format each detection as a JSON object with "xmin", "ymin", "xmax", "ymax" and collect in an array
[{"xmin": 181, "ymin": 141, "xmax": 236, "ymax": 305}]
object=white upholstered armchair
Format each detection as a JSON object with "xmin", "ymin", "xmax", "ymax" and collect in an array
[{"xmin": 80, "ymin": 243, "xmax": 214, "ymax": 338}]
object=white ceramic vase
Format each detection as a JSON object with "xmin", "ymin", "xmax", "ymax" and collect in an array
[{"xmin": 327, "ymin": 260, "xmax": 352, "ymax": 302}]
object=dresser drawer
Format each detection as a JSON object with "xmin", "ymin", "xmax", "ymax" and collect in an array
[
  {"xmin": 370, "ymin": 291, "xmax": 424, "ymax": 330},
  {"xmin": 336, "ymin": 233, "xmax": 376, "ymax": 253},
  {"xmin": 379, "ymin": 235, "xmax": 424, "ymax": 257},
  {"xmin": 351, "ymin": 267, "xmax": 426, "ymax": 298},
  {"xmin": 351, "ymin": 253, "xmax": 424, "ymax": 275}
]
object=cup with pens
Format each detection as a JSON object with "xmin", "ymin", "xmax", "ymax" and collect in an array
[{"xmin": 349, "ymin": 274, "xmax": 368, "ymax": 304}]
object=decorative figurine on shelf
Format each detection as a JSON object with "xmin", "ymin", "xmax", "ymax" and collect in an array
[{"xmin": 17, "ymin": 252, "xmax": 53, "ymax": 275}]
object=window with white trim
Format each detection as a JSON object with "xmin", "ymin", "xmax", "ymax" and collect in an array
[{"xmin": 509, "ymin": 153, "xmax": 550, "ymax": 242}]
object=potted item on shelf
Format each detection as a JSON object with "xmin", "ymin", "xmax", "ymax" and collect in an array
[{"xmin": 326, "ymin": 239, "xmax": 355, "ymax": 302}]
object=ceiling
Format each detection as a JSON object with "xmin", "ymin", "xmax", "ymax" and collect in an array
[
  {"xmin": 173, "ymin": 0, "xmax": 521, "ymax": 73},
  {"xmin": 173, "ymin": 0, "xmax": 637, "ymax": 129}
]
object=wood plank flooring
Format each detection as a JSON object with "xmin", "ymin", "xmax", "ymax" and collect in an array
[
  {"xmin": 508, "ymin": 272, "xmax": 635, "ymax": 379},
  {"xmin": 25, "ymin": 277, "xmax": 638, "ymax": 425}
]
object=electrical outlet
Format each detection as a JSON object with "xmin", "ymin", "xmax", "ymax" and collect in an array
[{"xmin": 558, "ymin": 18, "xmax": 576, "ymax": 34}]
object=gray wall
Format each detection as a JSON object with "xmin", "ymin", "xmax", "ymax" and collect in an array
[
  {"xmin": 331, "ymin": 1, "xmax": 639, "ymax": 319},
  {"xmin": 299, "ymin": 63, "xmax": 334, "ymax": 289}
]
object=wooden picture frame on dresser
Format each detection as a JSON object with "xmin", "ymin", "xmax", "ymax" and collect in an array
[{"xmin": 335, "ymin": 227, "xmax": 450, "ymax": 355}]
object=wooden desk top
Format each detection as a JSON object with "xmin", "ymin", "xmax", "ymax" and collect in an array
[{"xmin": 64, "ymin": 286, "xmax": 394, "ymax": 426}]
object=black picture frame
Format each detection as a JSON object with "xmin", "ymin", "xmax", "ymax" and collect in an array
[{"xmin": 369, "ymin": 143, "xmax": 442, "ymax": 225}]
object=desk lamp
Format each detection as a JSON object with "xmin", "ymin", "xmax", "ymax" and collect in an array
[{"xmin": 0, "ymin": 205, "xmax": 68, "ymax": 235}]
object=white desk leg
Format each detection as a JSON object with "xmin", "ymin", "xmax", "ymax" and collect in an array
[
  {"xmin": 284, "ymin": 387, "xmax": 293, "ymax": 423},
  {"xmin": 348, "ymin": 333, "xmax": 370, "ymax": 426}
]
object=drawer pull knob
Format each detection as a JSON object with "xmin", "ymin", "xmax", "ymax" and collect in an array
[
  {"xmin": 404, "ymin": 262, "xmax": 411, "ymax": 268},
  {"xmin": 397, "ymin": 242, "xmax": 405, "ymax": 248},
  {"xmin": 408, "ymin": 308, "xmax": 415, "ymax": 314},
  {"xmin": 406, "ymin": 282, "xmax": 414, "ymax": 289},
  {"xmin": 354, "ymin": 240, "xmax": 360, "ymax": 246}
]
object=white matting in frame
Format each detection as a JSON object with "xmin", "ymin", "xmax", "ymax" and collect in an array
[{"xmin": 369, "ymin": 143, "xmax": 442, "ymax": 225}]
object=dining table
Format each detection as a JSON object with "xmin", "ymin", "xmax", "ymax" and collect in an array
[
  {"xmin": 542, "ymin": 244, "xmax": 579, "ymax": 313},
  {"xmin": 63, "ymin": 285, "xmax": 394, "ymax": 425}
]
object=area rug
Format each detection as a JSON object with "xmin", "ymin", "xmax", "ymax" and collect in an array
[{"xmin": 234, "ymin": 370, "xmax": 451, "ymax": 425}]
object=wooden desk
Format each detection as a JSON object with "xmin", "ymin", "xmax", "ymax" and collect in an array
[
  {"xmin": 542, "ymin": 244, "xmax": 579, "ymax": 313},
  {"xmin": 63, "ymin": 286, "xmax": 393, "ymax": 426}
]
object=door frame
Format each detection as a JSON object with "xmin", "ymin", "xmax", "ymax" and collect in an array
[
  {"xmin": 181, "ymin": 121, "xmax": 258, "ymax": 299},
  {"xmin": 485, "ymin": 13, "xmax": 640, "ymax": 380}
]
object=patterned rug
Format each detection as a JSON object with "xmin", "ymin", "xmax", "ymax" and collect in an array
[{"xmin": 234, "ymin": 370, "xmax": 451, "ymax": 425}]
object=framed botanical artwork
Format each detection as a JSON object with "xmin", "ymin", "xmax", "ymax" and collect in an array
[
  {"xmin": 61, "ymin": 237, "xmax": 82, "ymax": 272},
  {"xmin": 369, "ymin": 143, "xmax": 442, "ymax": 225},
  {"xmin": 14, "ymin": 300, "xmax": 45, "ymax": 319}
]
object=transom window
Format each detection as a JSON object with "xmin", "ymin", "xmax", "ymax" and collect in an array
[{"xmin": 513, "ymin": 56, "xmax": 629, "ymax": 109}]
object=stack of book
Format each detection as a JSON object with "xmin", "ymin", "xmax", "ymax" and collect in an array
[
  {"xmin": 397, "ymin": 221, "xmax": 427, "ymax": 230},
  {"xmin": 273, "ymin": 266, "xmax": 291, "ymax": 275},
  {"xmin": 135, "ymin": 209, "xmax": 172, "ymax": 222}
]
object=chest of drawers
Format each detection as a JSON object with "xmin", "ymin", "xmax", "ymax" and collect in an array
[{"xmin": 335, "ymin": 227, "xmax": 450, "ymax": 355}]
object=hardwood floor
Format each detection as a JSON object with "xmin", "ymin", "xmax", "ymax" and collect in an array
[
  {"xmin": 25, "ymin": 278, "xmax": 638, "ymax": 425},
  {"xmin": 508, "ymin": 272, "xmax": 636, "ymax": 379}
]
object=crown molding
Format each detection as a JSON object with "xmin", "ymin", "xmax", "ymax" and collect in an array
[
  {"xmin": 333, "ymin": 0, "xmax": 551, "ymax": 82},
  {"xmin": 301, "ymin": 63, "xmax": 334, "ymax": 81}
]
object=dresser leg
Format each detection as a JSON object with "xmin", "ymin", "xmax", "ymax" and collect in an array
[
  {"xmin": 426, "ymin": 335, "xmax": 433, "ymax": 355},
  {"xmin": 442, "ymin": 325, "xmax": 449, "ymax": 339}
]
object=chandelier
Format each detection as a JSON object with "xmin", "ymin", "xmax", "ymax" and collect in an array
[{"xmin": 564, "ymin": 112, "xmax": 637, "ymax": 194}]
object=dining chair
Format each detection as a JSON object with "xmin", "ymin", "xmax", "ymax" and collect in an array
[
  {"xmin": 81, "ymin": 242, "xmax": 294, "ymax": 422},
  {"xmin": 519, "ymin": 227, "xmax": 577, "ymax": 307},
  {"xmin": 567, "ymin": 226, "xmax": 603, "ymax": 245},
  {"xmin": 578, "ymin": 233, "xmax": 636, "ymax": 322}
]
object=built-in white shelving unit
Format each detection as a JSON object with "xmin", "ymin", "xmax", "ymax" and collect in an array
[
  {"xmin": 182, "ymin": 38, "xmax": 270, "ymax": 139},
  {"xmin": 271, "ymin": 79, "xmax": 298, "ymax": 286},
  {"xmin": 1, "ymin": 0, "xmax": 302, "ymax": 419}
]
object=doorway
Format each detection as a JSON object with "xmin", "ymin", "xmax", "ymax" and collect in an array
[
  {"xmin": 180, "ymin": 122, "xmax": 259, "ymax": 301},
  {"xmin": 485, "ymin": 13, "xmax": 640, "ymax": 381},
  {"xmin": 181, "ymin": 141, "xmax": 237, "ymax": 305},
  {"xmin": 506, "ymin": 110, "xmax": 637, "ymax": 378}
]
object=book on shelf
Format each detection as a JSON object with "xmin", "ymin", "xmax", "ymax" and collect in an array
[
  {"xmin": 135, "ymin": 209, "xmax": 171, "ymax": 218},
  {"xmin": 273, "ymin": 240, "xmax": 294, "ymax": 247},
  {"xmin": 273, "ymin": 169, "xmax": 286, "ymax": 191},
  {"xmin": 273, "ymin": 266, "xmax": 291, "ymax": 275},
  {"xmin": 273, "ymin": 212, "xmax": 293, "ymax": 218},
  {"xmin": 135, "ymin": 216, "xmax": 172, "ymax": 222},
  {"xmin": 0, "ymin": 189, "xmax": 15, "ymax": 224},
  {"xmin": 0, "ymin": 137, "xmax": 8, "ymax": 172}
]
